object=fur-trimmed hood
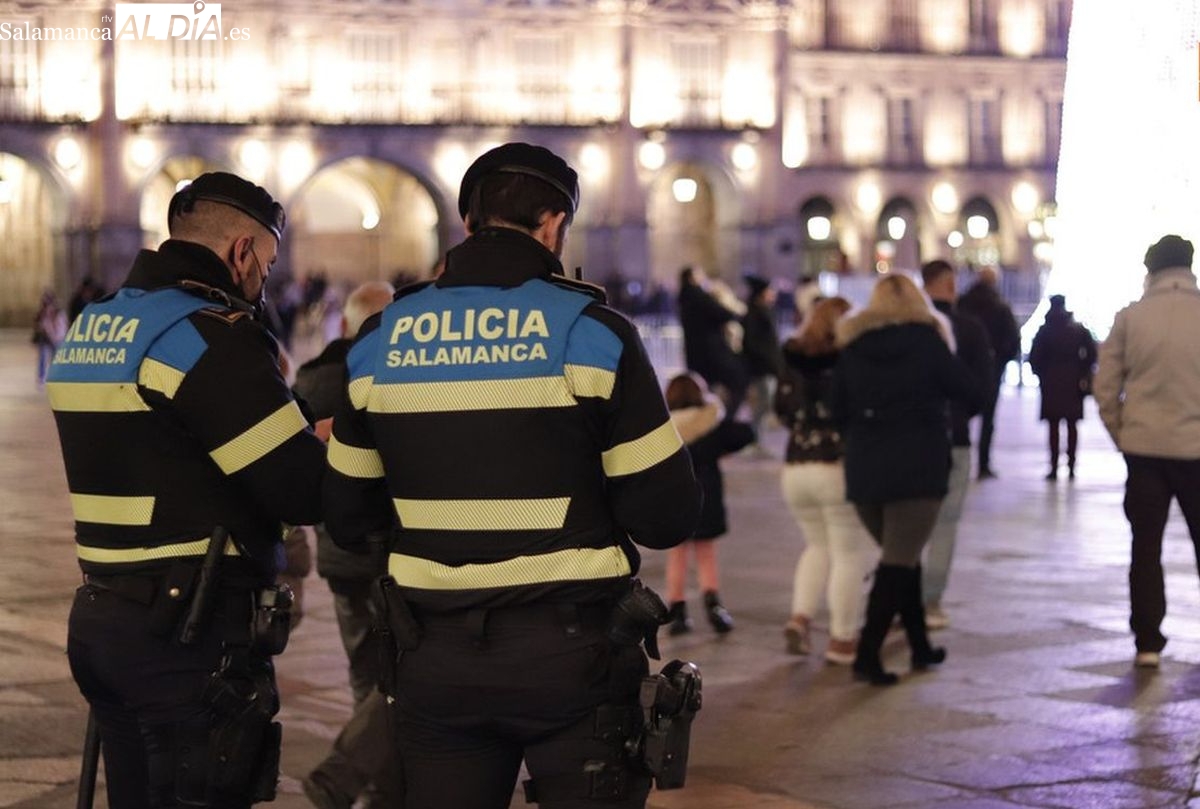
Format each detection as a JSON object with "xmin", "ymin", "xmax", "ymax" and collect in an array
[
  {"xmin": 669, "ymin": 397, "xmax": 724, "ymax": 444},
  {"xmin": 836, "ymin": 305, "xmax": 953, "ymax": 351}
]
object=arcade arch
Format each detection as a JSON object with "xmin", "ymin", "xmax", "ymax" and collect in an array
[{"xmin": 0, "ymin": 152, "xmax": 66, "ymax": 326}]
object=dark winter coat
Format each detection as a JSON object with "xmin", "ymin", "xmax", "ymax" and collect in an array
[
  {"xmin": 672, "ymin": 400, "xmax": 755, "ymax": 540},
  {"xmin": 1029, "ymin": 310, "xmax": 1097, "ymax": 422},
  {"xmin": 931, "ymin": 300, "xmax": 993, "ymax": 447},
  {"xmin": 742, "ymin": 301, "xmax": 783, "ymax": 378},
  {"xmin": 678, "ymin": 282, "xmax": 748, "ymax": 395},
  {"xmin": 832, "ymin": 315, "xmax": 980, "ymax": 504},
  {"xmin": 775, "ymin": 347, "xmax": 842, "ymax": 464},
  {"xmin": 293, "ymin": 338, "xmax": 386, "ymax": 582},
  {"xmin": 957, "ymin": 281, "xmax": 1021, "ymax": 371}
]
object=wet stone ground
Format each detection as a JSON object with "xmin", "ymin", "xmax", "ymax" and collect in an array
[{"xmin": 4, "ymin": 330, "xmax": 1200, "ymax": 809}]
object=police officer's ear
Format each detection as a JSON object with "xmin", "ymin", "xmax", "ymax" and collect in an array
[
  {"xmin": 228, "ymin": 234, "xmax": 256, "ymax": 279},
  {"xmin": 533, "ymin": 210, "xmax": 569, "ymax": 257}
]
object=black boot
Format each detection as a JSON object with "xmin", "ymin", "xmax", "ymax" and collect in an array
[
  {"xmin": 853, "ymin": 565, "xmax": 904, "ymax": 686},
  {"xmin": 901, "ymin": 566, "xmax": 946, "ymax": 670},
  {"xmin": 703, "ymin": 591, "xmax": 734, "ymax": 634},
  {"xmin": 667, "ymin": 601, "xmax": 692, "ymax": 636}
]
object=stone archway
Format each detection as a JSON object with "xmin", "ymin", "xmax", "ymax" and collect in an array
[
  {"xmin": 647, "ymin": 162, "xmax": 721, "ymax": 286},
  {"xmin": 0, "ymin": 152, "xmax": 67, "ymax": 327},
  {"xmin": 287, "ymin": 156, "xmax": 442, "ymax": 289},
  {"xmin": 139, "ymin": 156, "xmax": 223, "ymax": 249}
]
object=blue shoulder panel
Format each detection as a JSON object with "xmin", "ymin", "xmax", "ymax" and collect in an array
[
  {"xmin": 348, "ymin": 329, "xmax": 382, "ymax": 382},
  {"xmin": 564, "ymin": 314, "xmax": 623, "ymax": 372},
  {"xmin": 372, "ymin": 279, "xmax": 593, "ymax": 384},
  {"xmin": 146, "ymin": 319, "xmax": 208, "ymax": 374},
  {"xmin": 46, "ymin": 288, "xmax": 217, "ymax": 384}
]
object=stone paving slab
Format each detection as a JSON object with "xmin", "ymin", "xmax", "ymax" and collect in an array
[{"xmin": 4, "ymin": 329, "xmax": 1200, "ymax": 808}]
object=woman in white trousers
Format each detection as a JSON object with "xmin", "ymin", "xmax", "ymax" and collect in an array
[{"xmin": 776, "ymin": 297, "xmax": 876, "ymax": 664}]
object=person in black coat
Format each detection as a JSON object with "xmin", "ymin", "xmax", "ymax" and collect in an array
[
  {"xmin": 1029, "ymin": 294, "xmax": 1097, "ymax": 480},
  {"xmin": 957, "ymin": 266, "xmax": 1021, "ymax": 479},
  {"xmin": 293, "ymin": 281, "xmax": 406, "ymax": 809},
  {"xmin": 662, "ymin": 372, "xmax": 755, "ymax": 635},
  {"xmin": 742, "ymin": 274, "xmax": 784, "ymax": 448},
  {"xmin": 678, "ymin": 266, "xmax": 750, "ymax": 414},
  {"xmin": 833, "ymin": 274, "xmax": 981, "ymax": 685}
]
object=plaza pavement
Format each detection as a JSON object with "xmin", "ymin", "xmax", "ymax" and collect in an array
[{"xmin": 4, "ymin": 328, "xmax": 1200, "ymax": 809}]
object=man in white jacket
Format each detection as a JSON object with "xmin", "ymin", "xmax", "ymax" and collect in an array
[{"xmin": 1094, "ymin": 234, "xmax": 1200, "ymax": 669}]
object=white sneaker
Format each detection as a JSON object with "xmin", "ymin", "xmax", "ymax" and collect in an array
[
  {"xmin": 925, "ymin": 604, "xmax": 949, "ymax": 630},
  {"xmin": 1134, "ymin": 651, "xmax": 1161, "ymax": 669}
]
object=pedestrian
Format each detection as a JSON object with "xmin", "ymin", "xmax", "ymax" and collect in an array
[
  {"xmin": 832, "ymin": 274, "xmax": 980, "ymax": 685},
  {"xmin": 32, "ymin": 289, "xmax": 67, "ymax": 385},
  {"xmin": 322, "ymin": 142, "xmax": 703, "ymax": 808},
  {"xmin": 919, "ymin": 260, "xmax": 993, "ymax": 629},
  {"xmin": 1093, "ymin": 234, "xmax": 1200, "ymax": 669},
  {"xmin": 68, "ymin": 275, "xmax": 105, "ymax": 324},
  {"xmin": 741, "ymin": 274, "xmax": 783, "ymax": 454},
  {"xmin": 294, "ymin": 280, "xmax": 405, "ymax": 809},
  {"xmin": 1029, "ymin": 294, "xmax": 1097, "ymax": 481},
  {"xmin": 44, "ymin": 171, "xmax": 326, "ymax": 807},
  {"xmin": 662, "ymin": 372, "xmax": 754, "ymax": 636},
  {"xmin": 775, "ymin": 296, "xmax": 876, "ymax": 664},
  {"xmin": 957, "ymin": 266, "xmax": 1021, "ymax": 479},
  {"xmin": 678, "ymin": 265, "xmax": 750, "ymax": 415}
]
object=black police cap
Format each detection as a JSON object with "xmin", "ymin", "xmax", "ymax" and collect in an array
[
  {"xmin": 457, "ymin": 142, "xmax": 580, "ymax": 219},
  {"xmin": 168, "ymin": 171, "xmax": 286, "ymax": 242}
]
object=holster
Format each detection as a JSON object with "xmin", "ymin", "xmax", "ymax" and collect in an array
[
  {"xmin": 199, "ymin": 647, "xmax": 282, "ymax": 802},
  {"xmin": 370, "ymin": 575, "xmax": 421, "ymax": 699},
  {"xmin": 637, "ymin": 660, "xmax": 702, "ymax": 790},
  {"xmin": 250, "ymin": 583, "xmax": 294, "ymax": 656}
]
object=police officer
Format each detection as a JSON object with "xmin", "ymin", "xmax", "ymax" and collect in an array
[
  {"xmin": 323, "ymin": 142, "xmax": 703, "ymax": 809},
  {"xmin": 46, "ymin": 172, "xmax": 326, "ymax": 808}
]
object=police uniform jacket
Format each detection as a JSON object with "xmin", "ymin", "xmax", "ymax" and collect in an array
[
  {"xmin": 46, "ymin": 239, "xmax": 326, "ymax": 585},
  {"xmin": 323, "ymin": 227, "xmax": 702, "ymax": 613}
]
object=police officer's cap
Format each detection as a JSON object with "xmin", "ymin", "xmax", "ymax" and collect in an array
[
  {"xmin": 457, "ymin": 142, "xmax": 580, "ymax": 219},
  {"xmin": 169, "ymin": 172, "xmax": 286, "ymax": 242}
]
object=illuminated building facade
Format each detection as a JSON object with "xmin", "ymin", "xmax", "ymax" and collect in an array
[{"xmin": 0, "ymin": 0, "xmax": 1069, "ymax": 325}]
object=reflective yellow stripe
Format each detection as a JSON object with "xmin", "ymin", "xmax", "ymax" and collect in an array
[
  {"xmin": 46, "ymin": 382, "xmax": 149, "ymax": 413},
  {"xmin": 77, "ymin": 536, "xmax": 241, "ymax": 564},
  {"xmin": 70, "ymin": 493, "xmax": 156, "ymax": 526},
  {"xmin": 138, "ymin": 358, "xmax": 186, "ymax": 399},
  {"xmin": 564, "ymin": 364, "xmax": 616, "ymax": 400},
  {"xmin": 601, "ymin": 420, "xmax": 683, "ymax": 477},
  {"xmin": 328, "ymin": 434, "xmax": 385, "ymax": 479},
  {"xmin": 393, "ymin": 497, "xmax": 570, "ymax": 531},
  {"xmin": 368, "ymin": 377, "xmax": 574, "ymax": 414},
  {"xmin": 210, "ymin": 401, "xmax": 308, "ymax": 474},
  {"xmin": 388, "ymin": 545, "xmax": 631, "ymax": 590},
  {"xmin": 349, "ymin": 375, "xmax": 373, "ymax": 410}
]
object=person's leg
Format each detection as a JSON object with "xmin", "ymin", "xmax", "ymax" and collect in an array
[
  {"xmin": 328, "ymin": 580, "xmax": 378, "ymax": 706},
  {"xmin": 1047, "ymin": 419, "xmax": 1061, "ymax": 479},
  {"xmin": 695, "ymin": 540, "xmax": 733, "ymax": 632},
  {"xmin": 1165, "ymin": 458, "xmax": 1200, "ymax": 593},
  {"xmin": 977, "ymin": 372, "xmax": 1001, "ymax": 477},
  {"xmin": 825, "ymin": 496, "xmax": 875, "ymax": 647},
  {"xmin": 853, "ymin": 563, "xmax": 905, "ymax": 686},
  {"xmin": 923, "ymin": 446, "xmax": 971, "ymax": 614},
  {"xmin": 877, "ymin": 499, "xmax": 942, "ymax": 569},
  {"xmin": 665, "ymin": 543, "xmax": 692, "ymax": 634},
  {"xmin": 877, "ymin": 499, "xmax": 946, "ymax": 667},
  {"xmin": 780, "ymin": 465, "xmax": 830, "ymax": 627},
  {"xmin": 665, "ymin": 543, "xmax": 689, "ymax": 603},
  {"xmin": 853, "ymin": 501, "xmax": 885, "ymax": 546},
  {"xmin": 1066, "ymin": 420, "xmax": 1079, "ymax": 478},
  {"xmin": 1124, "ymin": 454, "xmax": 1172, "ymax": 654}
]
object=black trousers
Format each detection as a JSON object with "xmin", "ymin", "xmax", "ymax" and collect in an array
[
  {"xmin": 1124, "ymin": 454, "xmax": 1200, "ymax": 653},
  {"xmin": 976, "ymin": 368, "xmax": 1004, "ymax": 473},
  {"xmin": 67, "ymin": 582, "xmax": 270, "ymax": 809},
  {"xmin": 394, "ymin": 602, "xmax": 652, "ymax": 809}
]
